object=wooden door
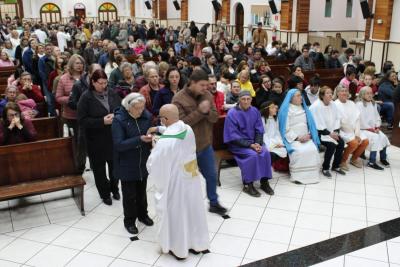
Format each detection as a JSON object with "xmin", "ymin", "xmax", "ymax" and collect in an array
[
  {"xmin": 74, "ymin": 9, "xmax": 86, "ymax": 20},
  {"xmin": 235, "ymin": 3, "xmax": 244, "ymax": 39}
]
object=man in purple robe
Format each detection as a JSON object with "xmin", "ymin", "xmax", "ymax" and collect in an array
[{"xmin": 223, "ymin": 91, "xmax": 274, "ymax": 197}]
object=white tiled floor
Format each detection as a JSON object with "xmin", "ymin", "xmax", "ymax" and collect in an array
[{"xmin": 0, "ymin": 146, "xmax": 400, "ymax": 266}]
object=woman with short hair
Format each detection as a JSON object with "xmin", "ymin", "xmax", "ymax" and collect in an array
[
  {"xmin": 112, "ymin": 92, "xmax": 154, "ymax": 234},
  {"xmin": 334, "ymin": 86, "xmax": 369, "ymax": 169},
  {"xmin": 310, "ymin": 86, "xmax": 345, "ymax": 177},
  {"xmin": 78, "ymin": 69, "xmax": 121, "ymax": 205}
]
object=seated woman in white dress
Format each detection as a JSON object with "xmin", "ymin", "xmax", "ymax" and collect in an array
[
  {"xmin": 334, "ymin": 85, "xmax": 369, "ymax": 170},
  {"xmin": 278, "ymin": 89, "xmax": 321, "ymax": 184},
  {"xmin": 356, "ymin": 86, "xmax": 390, "ymax": 170},
  {"xmin": 310, "ymin": 86, "xmax": 346, "ymax": 178},
  {"xmin": 260, "ymin": 101, "xmax": 288, "ymax": 172}
]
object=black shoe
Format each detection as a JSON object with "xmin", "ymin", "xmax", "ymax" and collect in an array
[
  {"xmin": 319, "ymin": 145, "xmax": 326, "ymax": 153},
  {"xmin": 360, "ymin": 153, "xmax": 367, "ymax": 160},
  {"xmin": 112, "ymin": 192, "xmax": 120, "ymax": 200},
  {"xmin": 322, "ymin": 170, "xmax": 332, "ymax": 178},
  {"xmin": 367, "ymin": 162, "xmax": 384, "ymax": 170},
  {"xmin": 380, "ymin": 160, "xmax": 390, "ymax": 167},
  {"xmin": 125, "ymin": 225, "xmax": 138, "ymax": 235},
  {"xmin": 139, "ymin": 216, "xmax": 154, "ymax": 226},
  {"xmin": 332, "ymin": 168, "xmax": 346, "ymax": 175},
  {"xmin": 209, "ymin": 203, "xmax": 227, "ymax": 215},
  {"xmin": 189, "ymin": 249, "xmax": 200, "ymax": 255},
  {"xmin": 260, "ymin": 180, "xmax": 275, "ymax": 195},
  {"xmin": 103, "ymin": 198, "xmax": 112, "ymax": 206},
  {"xmin": 243, "ymin": 183, "xmax": 261, "ymax": 197},
  {"xmin": 169, "ymin": 251, "xmax": 185, "ymax": 261}
]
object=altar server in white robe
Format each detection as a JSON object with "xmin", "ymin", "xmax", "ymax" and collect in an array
[
  {"xmin": 278, "ymin": 89, "xmax": 321, "ymax": 184},
  {"xmin": 356, "ymin": 86, "xmax": 390, "ymax": 170},
  {"xmin": 334, "ymin": 85, "xmax": 369, "ymax": 170},
  {"xmin": 146, "ymin": 104, "xmax": 209, "ymax": 260},
  {"xmin": 260, "ymin": 101, "xmax": 288, "ymax": 160},
  {"xmin": 310, "ymin": 86, "xmax": 346, "ymax": 178}
]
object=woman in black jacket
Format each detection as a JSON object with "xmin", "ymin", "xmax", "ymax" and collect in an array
[
  {"xmin": 112, "ymin": 92, "xmax": 154, "ymax": 234},
  {"xmin": 77, "ymin": 69, "xmax": 121, "ymax": 205}
]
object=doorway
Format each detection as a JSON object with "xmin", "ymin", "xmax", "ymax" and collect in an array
[
  {"xmin": 235, "ymin": 3, "xmax": 244, "ymax": 39},
  {"xmin": 74, "ymin": 3, "xmax": 86, "ymax": 20}
]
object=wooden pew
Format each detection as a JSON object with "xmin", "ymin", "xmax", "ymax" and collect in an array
[
  {"xmin": 213, "ymin": 116, "xmax": 234, "ymax": 186},
  {"xmin": 303, "ymin": 68, "xmax": 344, "ymax": 89},
  {"xmin": 0, "ymin": 66, "xmax": 17, "ymax": 77},
  {"xmin": 0, "ymin": 137, "xmax": 86, "ymax": 215},
  {"xmin": 392, "ymin": 101, "xmax": 400, "ymax": 147},
  {"xmin": 31, "ymin": 117, "xmax": 61, "ymax": 141}
]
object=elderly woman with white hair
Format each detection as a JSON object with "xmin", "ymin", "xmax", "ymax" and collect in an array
[
  {"xmin": 356, "ymin": 86, "xmax": 390, "ymax": 170},
  {"xmin": 112, "ymin": 92, "xmax": 154, "ymax": 235}
]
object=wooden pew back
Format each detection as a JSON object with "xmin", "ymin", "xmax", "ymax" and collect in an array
[
  {"xmin": 213, "ymin": 116, "xmax": 227, "ymax": 150},
  {"xmin": 31, "ymin": 117, "xmax": 61, "ymax": 141},
  {"xmin": 0, "ymin": 137, "xmax": 77, "ymax": 186}
]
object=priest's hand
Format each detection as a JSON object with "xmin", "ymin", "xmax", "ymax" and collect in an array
[
  {"xmin": 251, "ymin": 143, "xmax": 262, "ymax": 153},
  {"xmin": 140, "ymin": 134, "xmax": 153, "ymax": 143},
  {"xmin": 147, "ymin": 127, "xmax": 158, "ymax": 135},
  {"xmin": 355, "ymin": 136, "xmax": 361, "ymax": 144},
  {"xmin": 198, "ymin": 100, "xmax": 211, "ymax": 114}
]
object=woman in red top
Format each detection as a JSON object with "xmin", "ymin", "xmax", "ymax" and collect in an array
[{"xmin": 17, "ymin": 72, "xmax": 45, "ymax": 103}]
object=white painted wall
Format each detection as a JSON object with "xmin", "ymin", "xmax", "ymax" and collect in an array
[
  {"xmin": 23, "ymin": 0, "xmax": 130, "ymax": 19},
  {"xmin": 390, "ymin": 0, "xmax": 400, "ymax": 41},
  {"xmin": 135, "ymin": 0, "xmax": 152, "ymax": 19},
  {"xmin": 309, "ymin": 0, "xmax": 365, "ymax": 31},
  {"xmin": 167, "ymin": 0, "xmax": 181, "ymax": 19}
]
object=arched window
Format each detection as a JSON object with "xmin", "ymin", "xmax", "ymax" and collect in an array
[
  {"xmin": 98, "ymin": 2, "xmax": 118, "ymax": 22},
  {"xmin": 40, "ymin": 3, "xmax": 61, "ymax": 24}
]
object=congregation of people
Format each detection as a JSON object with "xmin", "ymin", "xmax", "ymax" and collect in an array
[{"xmin": 1, "ymin": 16, "xmax": 400, "ymax": 260}]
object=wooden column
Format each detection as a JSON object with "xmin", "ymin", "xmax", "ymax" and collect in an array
[
  {"xmin": 152, "ymin": 0, "xmax": 158, "ymax": 19},
  {"xmin": 181, "ymin": 0, "xmax": 188, "ymax": 21},
  {"xmin": 295, "ymin": 0, "xmax": 310, "ymax": 32},
  {"xmin": 17, "ymin": 0, "xmax": 24, "ymax": 19},
  {"xmin": 159, "ymin": 0, "xmax": 167, "ymax": 20},
  {"xmin": 130, "ymin": 0, "xmax": 135, "ymax": 17},
  {"xmin": 364, "ymin": 0, "xmax": 373, "ymax": 40},
  {"xmin": 372, "ymin": 0, "xmax": 393, "ymax": 40},
  {"xmin": 222, "ymin": 0, "xmax": 230, "ymax": 24},
  {"xmin": 280, "ymin": 0, "xmax": 292, "ymax": 30}
]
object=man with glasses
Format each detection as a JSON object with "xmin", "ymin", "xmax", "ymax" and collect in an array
[{"xmin": 294, "ymin": 47, "xmax": 315, "ymax": 71}]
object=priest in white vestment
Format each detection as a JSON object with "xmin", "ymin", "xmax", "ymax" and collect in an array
[
  {"xmin": 356, "ymin": 86, "xmax": 390, "ymax": 170},
  {"xmin": 310, "ymin": 86, "xmax": 346, "ymax": 178},
  {"xmin": 278, "ymin": 89, "xmax": 321, "ymax": 184},
  {"xmin": 334, "ymin": 86, "xmax": 369, "ymax": 170},
  {"xmin": 146, "ymin": 104, "xmax": 209, "ymax": 260}
]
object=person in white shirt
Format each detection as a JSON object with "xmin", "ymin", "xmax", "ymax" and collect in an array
[
  {"xmin": 305, "ymin": 75, "xmax": 321, "ymax": 105},
  {"xmin": 266, "ymin": 41, "xmax": 279, "ymax": 56},
  {"xmin": 33, "ymin": 25, "xmax": 47, "ymax": 44},
  {"xmin": 356, "ymin": 86, "xmax": 390, "ymax": 170},
  {"xmin": 56, "ymin": 26, "xmax": 71, "ymax": 52},
  {"xmin": 334, "ymin": 85, "xmax": 369, "ymax": 170}
]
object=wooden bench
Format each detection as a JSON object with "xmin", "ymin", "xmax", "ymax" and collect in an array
[
  {"xmin": 392, "ymin": 101, "xmax": 400, "ymax": 147},
  {"xmin": 31, "ymin": 117, "xmax": 61, "ymax": 141},
  {"xmin": 213, "ymin": 116, "xmax": 234, "ymax": 186},
  {"xmin": 0, "ymin": 137, "xmax": 86, "ymax": 215}
]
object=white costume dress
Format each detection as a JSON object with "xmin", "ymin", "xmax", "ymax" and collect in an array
[
  {"xmin": 286, "ymin": 104, "xmax": 320, "ymax": 184},
  {"xmin": 146, "ymin": 120, "xmax": 209, "ymax": 258},
  {"xmin": 356, "ymin": 101, "xmax": 390, "ymax": 152},
  {"xmin": 334, "ymin": 99, "xmax": 366, "ymax": 143},
  {"xmin": 310, "ymin": 99, "xmax": 341, "ymax": 145},
  {"xmin": 262, "ymin": 117, "xmax": 287, "ymax": 158}
]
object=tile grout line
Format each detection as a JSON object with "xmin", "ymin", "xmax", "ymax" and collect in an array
[
  {"xmin": 285, "ymin": 179, "xmax": 306, "ymax": 251},
  {"xmin": 195, "ymin": 173, "xmax": 245, "ymax": 267},
  {"xmin": 239, "ymin": 176, "xmax": 288, "ymax": 265},
  {"xmin": 388, "ymin": 166, "xmax": 400, "ymax": 211},
  {"xmin": 328, "ymin": 174, "xmax": 338, "ymax": 238}
]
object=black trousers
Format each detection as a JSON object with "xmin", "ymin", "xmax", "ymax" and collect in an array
[
  {"xmin": 121, "ymin": 180, "xmax": 148, "ymax": 227},
  {"xmin": 89, "ymin": 157, "xmax": 119, "ymax": 200},
  {"xmin": 64, "ymin": 118, "xmax": 87, "ymax": 173},
  {"xmin": 321, "ymin": 139, "xmax": 345, "ymax": 170}
]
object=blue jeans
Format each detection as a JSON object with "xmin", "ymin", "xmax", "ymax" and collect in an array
[
  {"xmin": 380, "ymin": 102, "xmax": 394, "ymax": 125},
  {"xmin": 196, "ymin": 145, "xmax": 219, "ymax": 205},
  {"xmin": 42, "ymin": 82, "xmax": 56, "ymax": 116},
  {"xmin": 369, "ymin": 147, "xmax": 387, "ymax": 163}
]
